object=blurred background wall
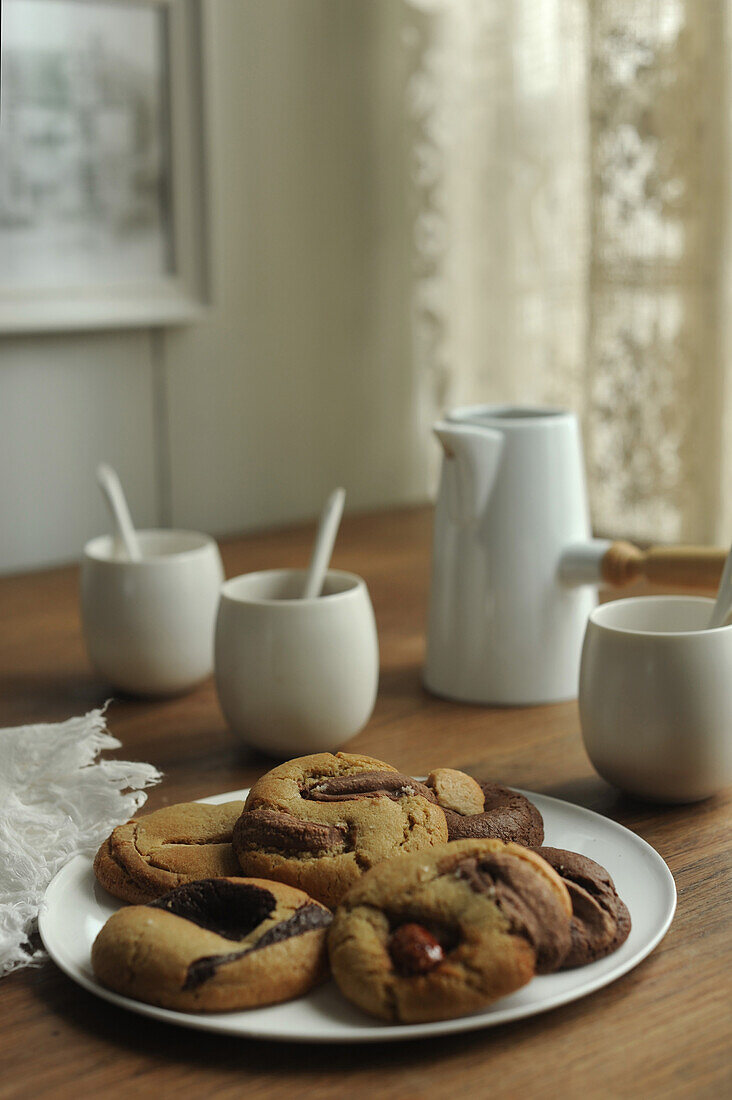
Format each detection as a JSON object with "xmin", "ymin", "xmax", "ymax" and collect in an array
[
  {"xmin": 0, "ymin": 0, "xmax": 421, "ymax": 574},
  {"xmin": 3, "ymin": 0, "xmax": 731, "ymax": 575}
]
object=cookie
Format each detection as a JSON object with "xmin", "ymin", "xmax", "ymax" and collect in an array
[
  {"xmin": 233, "ymin": 752, "xmax": 449, "ymax": 908},
  {"xmin": 93, "ymin": 801, "xmax": 245, "ymax": 903},
  {"xmin": 328, "ymin": 838, "xmax": 572, "ymax": 1023},
  {"xmin": 426, "ymin": 769, "xmax": 485, "ymax": 816},
  {"xmin": 91, "ymin": 877, "xmax": 332, "ymax": 1012},
  {"xmin": 438, "ymin": 780, "xmax": 544, "ymax": 846},
  {"xmin": 532, "ymin": 847, "xmax": 631, "ymax": 967}
]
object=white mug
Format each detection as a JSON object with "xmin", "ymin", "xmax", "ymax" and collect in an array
[
  {"xmin": 214, "ymin": 568, "xmax": 379, "ymax": 757},
  {"xmin": 579, "ymin": 596, "xmax": 732, "ymax": 802},
  {"xmin": 81, "ymin": 530, "xmax": 224, "ymax": 696}
]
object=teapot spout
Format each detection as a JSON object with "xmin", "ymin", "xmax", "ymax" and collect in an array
[{"xmin": 433, "ymin": 421, "xmax": 504, "ymax": 525}]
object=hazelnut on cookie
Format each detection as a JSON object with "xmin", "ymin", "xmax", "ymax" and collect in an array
[
  {"xmin": 233, "ymin": 752, "xmax": 449, "ymax": 908},
  {"xmin": 328, "ymin": 838, "xmax": 572, "ymax": 1023}
]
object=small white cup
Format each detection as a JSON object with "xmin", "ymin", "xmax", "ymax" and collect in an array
[
  {"xmin": 81, "ymin": 530, "xmax": 225, "ymax": 696},
  {"xmin": 214, "ymin": 568, "xmax": 379, "ymax": 757},
  {"xmin": 579, "ymin": 596, "xmax": 732, "ymax": 802}
]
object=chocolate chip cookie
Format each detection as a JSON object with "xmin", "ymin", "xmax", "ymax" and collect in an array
[
  {"xmin": 233, "ymin": 752, "xmax": 449, "ymax": 908},
  {"xmin": 328, "ymin": 838, "xmax": 572, "ymax": 1023},
  {"xmin": 438, "ymin": 780, "xmax": 544, "ymax": 846},
  {"xmin": 91, "ymin": 877, "xmax": 332, "ymax": 1012},
  {"xmin": 532, "ymin": 847, "xmax": 631, "ymax": 967},
  {"xmin": 93, "ymin": 801, "xmax": 245, "ymax": 903}
]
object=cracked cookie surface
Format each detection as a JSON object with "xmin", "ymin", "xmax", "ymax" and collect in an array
[
  {"xmin": 328, "ymin": 838, "xmax": 572, "ymax": 1023},
  {"xmin": 91, "ymin": 876, "xmax": 332, "ymax": 1012},
  {"xmin": 233, "ymin": 752, "xmax": 449, "ymax": 908},
  {"xmin": 93, "ymin": 801, "xmax": 245, "ymax": 903}
]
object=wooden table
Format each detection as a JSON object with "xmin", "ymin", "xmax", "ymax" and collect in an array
[{"xmin": 1, "ymin": 507, "xmax": 729, "ymax": 1099}]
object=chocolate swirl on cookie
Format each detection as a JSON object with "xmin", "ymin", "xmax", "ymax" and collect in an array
[
  {"xmin": 182, "ymin": 901, "xmax": 333, "ymax": 990},
  {"xmin": 150, "ymin": 878, "xmax": 334, "ymax": 988},
  {"xmin": 253, "ymin": 901, "xmax": 332, "ymax": 949},
  {"xmin": 301, "ymin": 772, "xmax": 437, "ymax": 803},
  {"xmin": 234, "ymin": 752, "xmax": 450, "ymax": 908},
  {"xmin": 234, "ymin": 807, "xmax": 350, "ymax": 855},
  {"xmin": 91, "ymin": 875, "xmax": 333, "ymax": 1012},
  {"xmin": 451, "ymin": 853, "xmax": 570, "ymax": 973},
  {"xmin": 150, "ymin": 878, "xmax": 276, "ymax": 941}
]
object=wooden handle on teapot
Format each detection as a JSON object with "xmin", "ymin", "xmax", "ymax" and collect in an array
[{"xmin": 601, "ymin": 541, "xmax": 728, "ymax": 590}]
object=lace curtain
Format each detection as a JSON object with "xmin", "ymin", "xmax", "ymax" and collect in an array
[{"xmin": 406, "ymin": 0, "xmax": 731, "ymax": 543}]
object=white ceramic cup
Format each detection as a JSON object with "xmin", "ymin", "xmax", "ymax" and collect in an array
[
  {"xmin": 579, "ymin": 596, "xmax": 732, "ymax": 802},
  {"xmin": 214, "ymin": 568, "xmax": 379, "ymax": 757},
  {"xmin": 81, "ymin": 530, "xmax": 225, "ymax": 696}
]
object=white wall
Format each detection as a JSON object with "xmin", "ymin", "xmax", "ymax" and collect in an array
[
  {"xmin": 0, "ymin": 331, "xmax": 160, "ymax": 571},
  {"xmin": 0, "ymin": 0, "xmax": 426, "ymax": 575}
]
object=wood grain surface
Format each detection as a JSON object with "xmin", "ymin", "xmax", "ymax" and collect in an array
[{"xmin": 0, "ymin": 507, "xmax": 729, "ymax": 1100}]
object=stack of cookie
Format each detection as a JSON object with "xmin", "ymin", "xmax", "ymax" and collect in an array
[{"xmin": 91, "ymin": 751, "xmax": 631, "ymax": 1023}]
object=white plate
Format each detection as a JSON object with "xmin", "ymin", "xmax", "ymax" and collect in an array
[{"xmin": 39, "ymin": 787, "xmax": 676, "ymax": 1044}]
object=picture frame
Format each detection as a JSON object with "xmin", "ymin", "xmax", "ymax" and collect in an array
[{"xmin": 0, "ymin": 0, "xmax": 212, "ymax": 333}]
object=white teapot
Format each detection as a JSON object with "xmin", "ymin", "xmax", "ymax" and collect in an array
[{"xmin": 424, "ymin": 405, "xmax": 725, "ymax": 705}]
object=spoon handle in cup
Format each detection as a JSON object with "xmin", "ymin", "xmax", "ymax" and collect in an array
[
  {"xmin": 302, "ymin": 488, "xmax": 346, "ymax": 599},
  {"xmin": 96, "ymin": 464, "xmax": 142, "ymax": 562}
]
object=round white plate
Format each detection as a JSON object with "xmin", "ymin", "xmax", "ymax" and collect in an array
[{"xmin": 39, "ymin": 787, "xmax": 676, "ymax": 1044}]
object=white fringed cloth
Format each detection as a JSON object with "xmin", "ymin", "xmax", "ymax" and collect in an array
[{"xmin": 0, "ymin": 708, "xmax": 161, "ymax": 976}]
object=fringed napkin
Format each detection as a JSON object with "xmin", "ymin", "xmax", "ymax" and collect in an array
[{"xmin": 0, "ymin": 707, "xmax": 161, "ymax": 976}]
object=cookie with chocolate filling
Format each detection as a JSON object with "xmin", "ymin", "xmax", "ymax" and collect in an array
[
  {"xmin": 435, "ymin": 779, "xmax": 544, "ymax": 846},
  {"xmin": 532, "ymin": 847, "xmax": 631, "ymax": 967},
  {"xmin": 93, "ymin": 801, "xmax": 245, "ymax": 903},
  {"xmin": 328, "ymin": 838, "xmax": 572, "ymax": 1023},
  {"xmin": 91, "ymin": 877, "xmax": 332, "ymax": 1012},
  {"xmin": 233, "ymin": 752, "xmax": 449, "ymax": 908}
]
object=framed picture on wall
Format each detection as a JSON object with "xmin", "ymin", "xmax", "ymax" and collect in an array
[{"xmin": 0, "ymin": 0, "xmax": 211, "ymax": 333}]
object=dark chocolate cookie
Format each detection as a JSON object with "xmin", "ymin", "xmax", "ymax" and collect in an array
[
  {"xmin": 532, "ymin": 847, "xmax": 631, "ymax": 967},
  {"xmin": 439, "ymin": 780, "xmax": 544, "ymax": 846},
  {"xmin": 233, "ymin": 752, "xmax": 448, "ymax": 908},
  {"xmin": 91, "ymin": 877, "xmax": 332, "ymax": 1012},
  {"xmin": 328, "ymin": 838, "xmax": 572, "ymax": 1023}
]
